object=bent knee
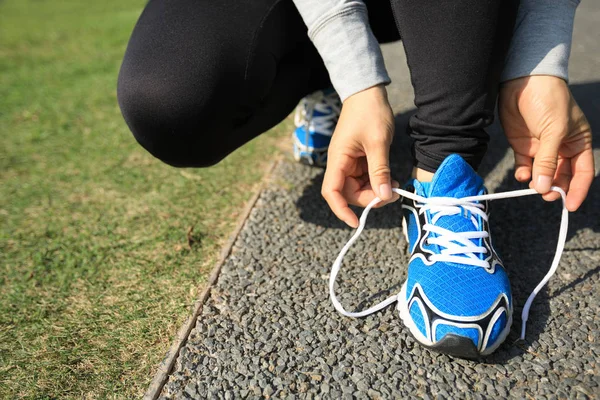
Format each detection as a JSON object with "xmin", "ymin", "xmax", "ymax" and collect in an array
[{"xmin": 117, "ymin": 72, "xmax": 230, "ymax": 168}]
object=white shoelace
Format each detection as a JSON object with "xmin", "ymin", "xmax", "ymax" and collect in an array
[
  {"xmin": 329, "ymin": 187, "xmax": 569, "ymax": 340},
  {"xmin": 420, "ymin": 199, "xmax": 490, "ymax": 269},
  {"xmin": 294, "ymin": 91, "xmax": 341, "ymax": 159}
]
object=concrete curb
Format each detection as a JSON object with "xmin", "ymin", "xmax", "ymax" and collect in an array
[{"xmin": 143, "ymin": 160, "xmax": 279, "ymax": 400}]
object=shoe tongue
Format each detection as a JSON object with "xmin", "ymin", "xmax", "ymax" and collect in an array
[
  {"xmin": 420, "ymin": 155, "xmax": 485, "ymax": 259},
  {"xmin": 426, "ymin": 154, "xmax": 483, "ymax": 198}
]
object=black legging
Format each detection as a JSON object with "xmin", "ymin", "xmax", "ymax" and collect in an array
[{"xmin": 117, "ymin": 0, "xmax": 518, "ymax": 172}]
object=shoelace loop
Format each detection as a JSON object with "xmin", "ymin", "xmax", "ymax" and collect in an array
[{"xmin": 329, "ymin": 187, "xmax": 568, "ymax": 341}]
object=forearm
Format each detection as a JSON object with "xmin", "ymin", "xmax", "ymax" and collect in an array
[
  {"xmin": 502, "ymin": 0, "xmax": 580, "ymax": 82},
  {"xmin": 292, "ymin": 0, "xmax": 390, "ymax": 101}
]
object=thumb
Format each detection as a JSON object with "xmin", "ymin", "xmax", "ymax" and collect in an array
[
  {"xmin": 366, "ymin": 141, "xmax": 392, "ymax": 201},
  {"xmin": 532, "ymin": 135, "xmax": 561, "ymax": 194}
]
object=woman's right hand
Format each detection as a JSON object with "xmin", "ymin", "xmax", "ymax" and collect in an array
[{"xmin": 322, "ymin": 85, "xmax": 400, "ymax": 228}]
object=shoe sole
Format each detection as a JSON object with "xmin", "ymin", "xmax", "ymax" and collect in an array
[{"xmin": 398, "ymin": 218, "xmax": 512, "ymax": 359}]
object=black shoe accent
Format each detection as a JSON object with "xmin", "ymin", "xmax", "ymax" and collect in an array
[{"xmin": 427, "ymin": 334, "xmax": 481, "ymax": 360}]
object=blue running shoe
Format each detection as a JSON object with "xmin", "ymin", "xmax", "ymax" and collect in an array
[
  {"xmin": 293, "ymin": 88, "xmax": 341, "ymax": 167},
  {"xmin": 398, "ymin": 154, "xmax": 512, "ymax": 358}
]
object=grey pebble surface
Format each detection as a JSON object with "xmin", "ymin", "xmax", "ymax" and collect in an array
[
  {"xmin": 159, "ymin": 4, "xmax": 600, "ymax": 399},
  {"xmin": 160, "ymin": 151, "xmax": 600, "ymax": 399}
]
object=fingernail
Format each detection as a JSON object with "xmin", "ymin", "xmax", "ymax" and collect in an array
[
  {"xmin": 379, "ymin": 183, "xmax": 392, "ymax": 200},
  {"xmin": 535, "ymin": 175, "xmax": 553, "ymax": 193},
  {"xmin": 346, "ymin": 219, "xmax": 358, "ymax": 229}
]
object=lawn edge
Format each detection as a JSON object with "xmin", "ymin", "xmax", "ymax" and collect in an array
[{"xmin": 144, "ymin": 159, "xmax": 280, "ymax": 400}]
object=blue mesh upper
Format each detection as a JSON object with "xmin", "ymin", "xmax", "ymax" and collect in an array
[
  {"xmin": 294, "ymin": 90, "xmax": 337, "ymax": 149},
  {"xmin": 409, "ymin": 301, "xmax": 428, "ymax": 338},
  {"xmin": 427, "ymin": 155, "xmax": 483, "ymax": 198},
  {"xmin": 403, "ymin": 154, "xmax": 511, "ymax": 351},
  {"xmin": 488, "ymin": 310, "xmax": 508, "ymax": 346},
  {"xmin": 408, "ymin": 155, "xmax": 487, "ymax": 262},
  {"xmin": 406, "ymin": 257, "xmax": 510, "ymax": 316},
  {"xmin": 405, "ymin": 209, "xmax": 420, "ymax": 254},
  {"xmin": 294, "ymin": 126, "xmax": 332, "ymax": 149}
]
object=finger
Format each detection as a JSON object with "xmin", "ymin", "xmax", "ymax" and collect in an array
[
  {"xmin": 351, "ymin": 170, "xmax": 370, "ymax": 189},
  {"xmin": 344, "ymin": 181, "xmax": 401, "ymax": 208},
  {"xmin": 542, "ymin": 157, "xmax": 570, "ymax": 202},
  {"xmin": 369, "ymin": 180, "xmax": 401, "ymax": 208},
  {"xmin": 344, "ymin": 181, "xmax": 377, "ymax": 207},
  {"xmin": 322, "ymin": 164, "xmax": 359, "ymax": 228},
  {"xmin": 372, "ymin": 192, "xmax": 401, "ymax": 208},
  {"xmin": 565, "ymin": 148, "xmax": 595, "ymax": 211},
  {"xmin": 532, "ymin": 134, "xmax": 562, "ymax": 194},
  {"xmin": 365, "ymin": 140, "xmax": 392, "ymax": 201},
  {"xmin": 348, "ymin": 190, "xmax": 400, "ymax": 209},
  {"xmin": 514, "ymin": 152, "xmax": 533, "ymax": 182},
  {"xmin": 377, "ymin": 180, "xmax": 401, "ymax": 206}
]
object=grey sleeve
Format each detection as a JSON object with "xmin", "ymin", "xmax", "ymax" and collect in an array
[
  {"xmin": 292, "ymin": 0, "xmax": 391, "ymax": 102},
  {"xmin": 501, "ymin": 0, "xmax": 580, "ymax": 82}
]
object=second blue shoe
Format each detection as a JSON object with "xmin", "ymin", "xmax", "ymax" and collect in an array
[
  {"xmin": 292, "ymin": 88, "xmax": 341, "ymax": 167},
  {"xmin": 398, "ymin": 154, "xmax": 512, "ymax": 358}
]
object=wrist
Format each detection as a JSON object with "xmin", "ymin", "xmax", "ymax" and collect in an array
[
  {"xmin": 344, "ymin": 84, "xmax": 389, "ymax": 106},
  {"xmin": 501, "ymin": 75, "xmax": 567, "ymax": 89}
]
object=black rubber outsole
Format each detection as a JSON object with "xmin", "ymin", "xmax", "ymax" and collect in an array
[{"xmin": 425, "ymin": 334, "xmax": 482, "ymax": 360}]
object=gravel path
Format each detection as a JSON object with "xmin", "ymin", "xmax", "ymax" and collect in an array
[{"xmin": 159, "ymin": 4, "xmax": 600, "ymax": 398}]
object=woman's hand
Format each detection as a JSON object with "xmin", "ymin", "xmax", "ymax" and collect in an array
[
  {"xmin": 499, "ymin": 76, "xmax": 594, "ymax": 212},
  {"xmin": 322, "ymin": 85, "xmax": 400, "ymax": 228}
]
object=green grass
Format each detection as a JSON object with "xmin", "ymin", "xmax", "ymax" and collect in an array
[{"xmin": 0, "ymin": 1, "xmax": 288, "ymax": 397}]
